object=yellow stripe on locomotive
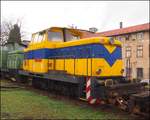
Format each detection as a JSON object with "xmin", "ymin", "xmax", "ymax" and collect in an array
[{"xmin": 23, "ymin": 27, "xmax": 123, "ymax": 77}]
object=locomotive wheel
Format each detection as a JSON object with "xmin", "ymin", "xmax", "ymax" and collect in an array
[
  {"xmin": 116, "ymin": 97, "xmax": 128, "ymax": 111},
  {"xmin": 32, "ymin": 78, "xmax": 41, "ymax": 89}
]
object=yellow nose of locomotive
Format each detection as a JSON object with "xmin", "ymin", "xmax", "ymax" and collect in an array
[{"xmin": 92, "ymin": 37, "xmax": 123, "ymax": 77}]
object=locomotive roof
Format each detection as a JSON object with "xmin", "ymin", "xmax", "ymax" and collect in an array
[{"xmin": 32, "ymin": 26, "xmax": 87, "ymax": 36}]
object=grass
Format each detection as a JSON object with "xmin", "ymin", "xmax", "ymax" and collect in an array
[{"xmin": 1, "ymin": 80, "xmax": 129, "ymax": 119}]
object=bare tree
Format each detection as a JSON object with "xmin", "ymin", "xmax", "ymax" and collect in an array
[
  {"xmin": 8, "ymin": 24, "xmax": 21, "ymax": 44},
  {"xmin": 0, "ymin": 18, "xmax": 25, "ymax": 46},
  {"xmin": 0, "ymin": 20, "xmax": 13, "ymax": 45}
]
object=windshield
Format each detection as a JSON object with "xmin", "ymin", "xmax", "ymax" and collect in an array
[{"xmin": 32, "ymin": 32, "xmax": 45, "ymax": 43}]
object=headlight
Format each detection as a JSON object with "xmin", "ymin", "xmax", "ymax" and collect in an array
[
  {"xmin": 96, "ymin": 69, "xmax": 102, "ymax": 75},
  {"xmin": 121, "ymin": 69, "xmax": 124, "ymax": 74}
]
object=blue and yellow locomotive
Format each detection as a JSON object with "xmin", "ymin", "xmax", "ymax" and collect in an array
[
  {"xmin": 1, "ymin": 27, "xmax": 148, "ymax": 113},
  {"xmin": 23, "ymin": 27, "xmax": 123, "ymax": 77},
  {"xmin": 21, "ymin": 27, "xmax": 131, "ymax": 104}
]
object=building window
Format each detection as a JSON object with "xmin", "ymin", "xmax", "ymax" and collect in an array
[
  {"xmin": 125, "ymin": 35, "xmax": 129, "ymax": 41},
  {"xmin": 131, "ymin": 34, "xmax": 137, "ymax": 41},
  {"xmin": 121, "ymin": 36, "xmax": 125, "ymax": 41},
  {"xmin": 137, "ymin": 45, "xmax": 143, "ymax": 57},
  {"xmin": 117, "ymin": 36, "xmax": 124, "ymax": 41},
  {"xmin": 126, "ymin": 46, "xmax": 131, "ymax": 58},
  {"xmin": 137, "ymin": 32, "xmax": 144, "ymax": 40},
  {"xmin": 137, "ymin": 68, "xmax": 143, "ymax": 79}
]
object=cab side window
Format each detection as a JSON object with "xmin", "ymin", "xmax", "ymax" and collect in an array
[
  {"xmin": 66, "ymin": 30, "xmax": 80, "ymax": 42},
  {"xmin": 38, "ymin": 32, "xmax": 45, "ymax": 43},
  {"xmin": 48, "ymin": 31, "xmax": 63, "ymax": 42},
  {"xmin": 34, "ymin": 34, "xmax": 39, "ymax": 43},
  {"xmin": 38, "ymin": 34, "xmax": 43, "ymax": 42}
]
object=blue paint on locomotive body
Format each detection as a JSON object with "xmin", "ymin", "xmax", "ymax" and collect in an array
[{"xmin": 24, "ymin": 44, "xmax": 122, "ymax": 66}]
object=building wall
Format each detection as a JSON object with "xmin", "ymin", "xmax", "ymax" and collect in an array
[{"xmin": 114, "ymin": 31, "xmax": 149, "ymax": 80}]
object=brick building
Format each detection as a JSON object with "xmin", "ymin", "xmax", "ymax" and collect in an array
[{"xmin": 84, "ymin": 23, "xmax": 150, "ymax": 80}]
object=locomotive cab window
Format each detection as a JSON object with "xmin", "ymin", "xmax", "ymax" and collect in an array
[
  {"xmin": 65, "ymin": 30, "xmax": 80, "ymax": 42},
  {"xmin": 32, "ymin": 31, "xmax": 45, "ymax": 43},
  {"xmin": 48, "ymin": 31, "xmax": 63, "ymax": 42},
  {"xmin": 38, "ymin": 32, "xmax": 45, "ymax": 42}
]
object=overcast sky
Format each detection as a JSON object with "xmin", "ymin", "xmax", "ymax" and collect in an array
[{"xmin": 1, "ymin": 1, "xmax": 149, "ymax": 40}]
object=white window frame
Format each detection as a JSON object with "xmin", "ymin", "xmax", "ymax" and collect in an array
[
  {"xmin": 137, "ymin": 45, "xmax": 143, "ymax": 58},
  {"xmin": 137, "ymin": 32, "xmax": 144, "ymax": 40},
  {"xmin": 125, "ymin": 35, "xmax": 130, "ymax": 41},
  {"xmin": 126, "ymin": 46, "xmax": 131, "ymax": 58},
  {"xmin": 131, "ymin": 34, "xmax": 137, "ymax": 41}
]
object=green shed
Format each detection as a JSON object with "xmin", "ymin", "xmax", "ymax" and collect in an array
[
  {"xmin": 0, "ymin": 48, "xmax": 8, "ymax": 69},
  {"xmin": 7, "ymin": 50, "xmax": 24, "ymax": 70}
]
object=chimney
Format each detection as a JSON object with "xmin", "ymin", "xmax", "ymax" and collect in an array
[{"xmin": 120, "ymin": 22, "xmax": 123, "ymax": 28}]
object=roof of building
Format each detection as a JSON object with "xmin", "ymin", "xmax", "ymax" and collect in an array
[
  {"xmin": 84, "ymin": 23, "xmax": 150, "ymax": 38},
  {"xmin": 4, "ymin": 41, "xmax": 30, "ymax": 47}
]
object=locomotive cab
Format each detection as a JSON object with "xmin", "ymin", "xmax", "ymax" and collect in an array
[
  {"xmin": 23, "ymin": 27, "xmax": 83, "ymax": 73},
  {"xmin": 29, "ymin": 27, "xmax": 82, "ymax": 45}
]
